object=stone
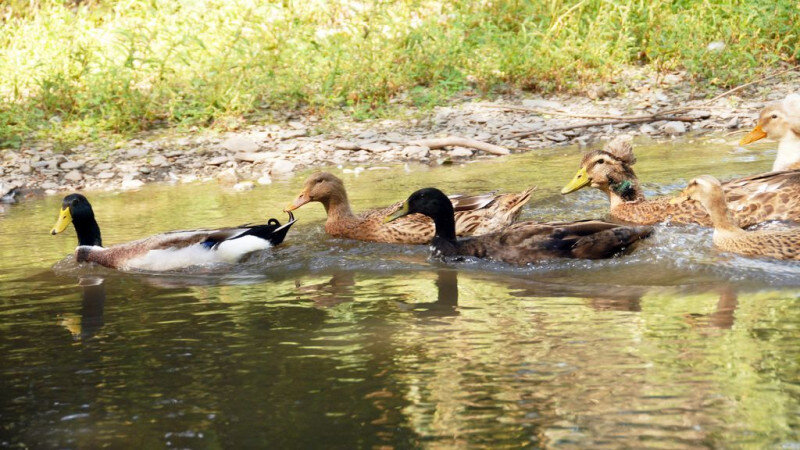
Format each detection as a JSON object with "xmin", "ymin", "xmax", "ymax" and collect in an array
[
  {"xmin": 270, "ymin": 159, "xmax": 296, "ymax": 174},
  {"xmin": 222, "ymin": 135, "xmax": 259, "ymax": 153},
  {"xmin": 360, "ymin": 142, "xmax": 392, "ymax": 153},
  {"xmin": 60, "ymin": 161, "xmax": 84, "ymax": 170},
  {"xmin": 95, "ymin": 162, "xmax": 113, "ymax": 171},
  {"xmin": 19, "ymin": 164, "xmax": 32, "ymax": 174},
  {"xmin": 640, "ymin": 123, "xmax": 658, "ymax": 134},
  {"xmin": 522, "ymin": 98, "xmax": 562, "ymax": 110},
  {"xmin": 278, "ymin": 129, "xmax": 307, "ymax": 140},
  {"xmin": 206, "ymin": 156, "xmax": 229, "ymax": 166},
  {"xmin": 725, "ymin": 117, "xmax": 739, "ymax": 129},
  {"xmin": 97, "ymin": 171, "xmax": 116, "ymax": 179},
  {"xmin": 63, "ymin": 170, "xmax": 83, "ymax": 182},
  {"xmin": 139, "ymin": 167, "xmax": 151, "ymax": 174},
  {"xmin": 121, "ymin": 179, "xmax": 144, "ymax": 190},
  {"xmin": 402, "ymin": 145, "xmax": 430, "ymax": 159},
  {"xmin": 543, "ymin": 132, "xmax": 568, "ymax": 142},
  {"xmin": 450, "ymin": 147, "xmax": 473, "ymax": 158},
  {"xmin": 126, "ymin": 147, "xmax": 149, "ymax": 158},
  {"xmin": 235, "ymin": 152, "xmax": 273, "ymax": 163},
  {"xmin": 256, "ymin": 174, "xmax": 273, "ymax": 185},
  {"xmin": 276, "ymin": 141, "xmax": 298, "ymax": 152},
  {"xmin": 662, "ymin": 121, "xmax": 687, "ymax": 136},
  {"xmin": 333, "ymin": 141, "xmax": 360, "ymax": 151},
  {"xmin": 150, "ymin": 155, "xmax": 168, "ymax": 166},
  {"xmin": 233, "ymin": 181, "xmax": 255, "ymax": 191},
  {"xmin": 217, "ymin": 168, "xmax": 238, "ymax": 185}
]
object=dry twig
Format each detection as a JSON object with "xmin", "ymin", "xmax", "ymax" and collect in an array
[{"xmin": 408, "ymin": 136, "xmax": 510, "ymax": 155}]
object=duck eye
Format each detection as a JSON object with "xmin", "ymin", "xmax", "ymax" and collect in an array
[
  {"xmin": 771, "ymin": 114, "xmax": 778, "ymax": 119},
  {"xmin": 596, "ymin": 159, "xmax": 605, "ymax": 165}
]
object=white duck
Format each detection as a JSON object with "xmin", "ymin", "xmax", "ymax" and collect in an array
[{"xmin": 740, "ymin": 93, "xmax": 800, "ymax": 171}]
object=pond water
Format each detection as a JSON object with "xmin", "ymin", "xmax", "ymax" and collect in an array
[{"xmin": 1, "ymin": 137, "xmax": 798, "ymax": 448}]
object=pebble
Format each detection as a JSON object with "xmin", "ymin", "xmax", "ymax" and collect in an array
[
  {"xmin": 450, "ymin": 147, "xmax": 473, "ymax": 158},
  {"xmin": 278, "ymin": 129, "xmax": 307, "ymax": 140},
  {"xmin": 216, "ymin": 168, "xmax": 238, "ymax": 185},
  {"xmin": 235, "ymin": 152, "xmax": 273, "ymax": 163},
  {"xmin": 206, "ymin": 156, "xmax": 229, "ymax": 166},
  {"xmin": 256, "ymin": 174, "xmax": 273, "ymax": 185},
  {"xmin": 662, "ymin": 121, "xmax": 687, "ymax": 136},
  {"xmin": 60, "ymin": 161, "xmax": 84, "ymax": 170},
  {"xmin": 97, "ymin": 171, "xmax": 116, "ymax": 179},
  {"xmin": 402, "ymin": 145, "xmax": 429, "ymax": 159},
  {"xmin": 360, "ymin": 143, "xmax": 392, "ymax": 153},
  {"xmin": 543, "ymin": 132, "xmax": 568, "ymax": 142},
  {"xmin": 95, "ymin": 162, "xmax": 113, "ymax": 171},
  {"xmin": 63, "ymin": 170, "xmax": 83, "ymax": 182},
  {"xmin": 222, "ymin": 135, "xmax": 259, "ymax": 153},
  {"xmin": 233, "ymin": 181, "xmax": 255, "ymax": 191},
  {"xmin": 333, "ymin": 141, "xmax": 360, "ymax": 151},
  {"xmin": 270, "ymin": 159, "xmax": 296, "ymax": 174},
  {"xmin": 640, "ymin": 123, "xmax": 658, "ymax": 134},
  {"xmin": 120, "ymin": 179, "xmax": 144, "ymax": 190}
]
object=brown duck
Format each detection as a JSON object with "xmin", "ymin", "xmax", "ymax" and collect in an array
[
  {"xmin": 285, "ymin": 172, "xmax": 535, "ymax": 244},
  {"xmin": 675, "ymin": 175, "xmax": 800, "ymax": 260},
  {"xmin": 560, "ymin": 135, "xmax": 800, "ymax": 227},
  {"xmin": 51, "ymin": 194, "xmax": 295, "ymax": 271},
  {"xmin": 385, "ymin": 188, "xmax": 653, "ymax": 265}
]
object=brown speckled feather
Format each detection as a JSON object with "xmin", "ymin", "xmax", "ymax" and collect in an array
[
  {"xmin": 325, "ymin": 187, "xmax": 536, "ymax": 244},
  {"xmin": 572, "ymin": 137, "xmax": 800, "ymax": 227},
  {"xmin": 451, "ymin": 220, "xmax": 653, "ymax": 265},
  {"xmin": 714, "ymin": 229, "xmax": 800, "ymax": 260}
]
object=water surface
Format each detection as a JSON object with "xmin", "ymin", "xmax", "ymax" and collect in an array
[{"xmin": 1, "ymin": 137, "xmax": 798, "ymax": 448}]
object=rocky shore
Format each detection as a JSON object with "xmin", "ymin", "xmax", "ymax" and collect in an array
[{"xmin": 1, "ymin": 71, "xmax": 797, "ymax": 196}]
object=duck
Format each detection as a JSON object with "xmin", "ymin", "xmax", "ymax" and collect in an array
[
  {"xmin": 673, "ymin": 175, "xmax": 800, "ymax": 260},
  {"xmin": 285, "ymin": 172, "xmax": 535, "ymax": 244},
  {"xmin": 740, "ymin": 93, "xmax": 800, "ymax": 171},
  {"xmin": 50, "ymin": 193, "xmax": 295, "ymax": 271},
  {"xmin": 560, "ymin": 134, "xmax": 800, "ymax": 227},
  {"xmin": 385, "ymin": 187, "xmax": 652, "ymax": 265}
]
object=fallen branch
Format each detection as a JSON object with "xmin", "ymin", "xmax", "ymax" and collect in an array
[
  {"xmin": 408, "ymin": 136, "xmax": 510, "ymax": 155},
  {"xmin": 508, "ymin": 116, "xmax": 696, "ymax": 139}
]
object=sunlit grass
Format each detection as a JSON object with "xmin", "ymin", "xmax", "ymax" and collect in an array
[{"xmin": 0, "ymin": 0, "xmax": 797, "ymax": 147}]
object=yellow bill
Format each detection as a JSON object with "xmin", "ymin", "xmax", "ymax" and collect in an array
[
  {"xmin": 561, "ymin": 167, "xmax": 591, "ymax": 194},
  {"xmin": 384, "ymin": 202, "xmax": 409, "ymax": 223},
  {"xmin": 51, "ymin": 207, "xmax": 72, "ymax": 235},
  {"xmin": 739, "ymin": 125, "xmax": 767, "ymax": 146}
]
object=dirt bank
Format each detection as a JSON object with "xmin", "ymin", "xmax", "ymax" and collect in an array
[{"xmin": 1, "ymin": 69, "xmax": 797, "ymax": 196}]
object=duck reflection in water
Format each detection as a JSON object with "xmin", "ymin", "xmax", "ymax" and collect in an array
[
  {"xmin": 684, "ymin": 285, "xmax": 739, "ymax": 330},
  {"xmin": 59, "ymin": 277, "xmax": 105, "ymax": 340},
  {"xmin": 393, "ymin": 269, "xmax": 460, "ymax": 318},
  {"xmin": 295, "ymin": 271, "xmax": 357, "ymax": 308}
]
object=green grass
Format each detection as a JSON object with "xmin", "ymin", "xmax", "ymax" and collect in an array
[{"xmin": 1, "ymin": 0, "xmax": 798, "ymax": 148}]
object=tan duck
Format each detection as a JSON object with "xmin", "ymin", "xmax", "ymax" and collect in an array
[
  {"xmin": 740, "ymin": 93, "xmax": 800, "ymax": 171},
  {"xmin": 51, "ymin": 194, "xmax": 295, "ymax": 271},
  {"xmin": 285, "ymin": 172, "xmax": 535, "ymax": 244},
  {"xmin": 385, "ymin": 188, "xmax": 652, "ymax": 265},
  {"xmin": 560, "ymin": 135, "xmax": 800, "ymax": 227},
  {"xmin": 674, "ymin": 175, "xmax": 800, "ymax": 260}
]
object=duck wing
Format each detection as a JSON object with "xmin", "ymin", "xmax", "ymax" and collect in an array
[
  {"xmin": 455, "ymin": 220, "xmax": 652, "ymax": 264},
  {"xmin": 721, "ymin": 169, "xmax": 800, "ymax": 226}
]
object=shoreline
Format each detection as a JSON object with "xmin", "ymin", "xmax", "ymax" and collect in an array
[{"xmin": 1, "ymin": 72, "xmax": 797, "ymax": 196}]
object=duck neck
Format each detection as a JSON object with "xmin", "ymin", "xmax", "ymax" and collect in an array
[
  {"xmin": 699, "ymin": 192, "xmax": 740, "ymax": 233},
  {"xmin": 321, "ymin": 190, "xmax": 355, "ymax": 222},
  {"xmin": 431, "ymin": 203, "xmax": 457, "ymax": 243},
  {"xmin": 74, "ymin": 214, "xmax": 102, "ymax": 246},
  {"xmin": 606, "ymin": 174, "xmax": 645, "ymax": 208},
  {"xmin": 773, "ymin": 131, "xmax": 800, "ymax": 171}
]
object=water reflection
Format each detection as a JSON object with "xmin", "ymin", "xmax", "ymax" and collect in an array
[{"xmin": 58, "ymin": 277, "xmax": 106, "ymax": 340}]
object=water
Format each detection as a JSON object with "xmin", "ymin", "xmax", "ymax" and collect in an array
[{"xmin": 1, "ymin": 137, "xmax": 798, "ymax": 448}]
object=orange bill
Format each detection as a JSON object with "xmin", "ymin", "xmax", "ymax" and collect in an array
[
  {"xmin": 739, "ymin": 125, "xmax": 767, "ymax": 146},
  {"xmin": 284, "ymin": 191, "xmax": 310, "ymax": 212}
]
